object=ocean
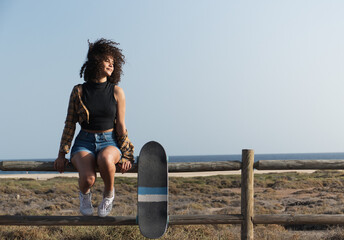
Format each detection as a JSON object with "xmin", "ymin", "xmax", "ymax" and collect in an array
[{"xmin": 1, "ymin": 152, "xmax": 344, "ymax": 175}]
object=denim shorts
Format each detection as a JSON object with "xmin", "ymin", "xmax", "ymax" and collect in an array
[{"xmin": 71, "ymin": 130, "xmax": 122, "ymax": 158}]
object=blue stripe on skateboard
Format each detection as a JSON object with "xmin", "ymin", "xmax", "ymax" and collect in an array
[{"xmin": 138, "ymin": 187, "xmax": 167, "ymax": 195}]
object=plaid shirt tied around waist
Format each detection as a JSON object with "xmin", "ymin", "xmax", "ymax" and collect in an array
[{"xmin": 59, "ymin": 84, "xmax": 134, "ymax": 164}]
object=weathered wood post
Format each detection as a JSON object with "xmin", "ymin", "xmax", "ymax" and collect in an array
[{"xmin": 241, "ymin": 149, "xmax": 254, "ymax": 240}]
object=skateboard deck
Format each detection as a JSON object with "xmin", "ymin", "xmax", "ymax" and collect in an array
[{"xmin": 138, "ymin": 141, "xmax": 168, "ymax": 239}]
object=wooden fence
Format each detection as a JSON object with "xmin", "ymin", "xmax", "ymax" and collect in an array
[{"xmin": 1, "ymin": 149, "xmax": 344, "ymax": 240}]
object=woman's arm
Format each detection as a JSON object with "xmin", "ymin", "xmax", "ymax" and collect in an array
[
  {"xmin": 59, "ymin": 86, "xmax": 79, "ymax": 154},
  {"xmin": 54, "ymin": 86, "xmax": 78, "ymax": 173},
  {"xmin": 114, "ymin": 86, "xmax": 127, "ymax": 136},
  {"xmin": 114, "ymin": 86, "xmax": 134, "ymax": 173}
]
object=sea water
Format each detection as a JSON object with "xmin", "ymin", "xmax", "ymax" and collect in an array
[{"xmin": 1, "ymin": 152, "xmax": 344, "ymax": 175}]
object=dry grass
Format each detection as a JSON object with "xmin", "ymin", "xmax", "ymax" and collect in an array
[{"xmin": 1, "ymin": 171, "xmax": 344, "ymax": 239}]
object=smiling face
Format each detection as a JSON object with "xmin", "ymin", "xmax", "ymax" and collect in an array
[{"xmin": 102, "ymin": 56, "xmax": 114, "ymax": 77}]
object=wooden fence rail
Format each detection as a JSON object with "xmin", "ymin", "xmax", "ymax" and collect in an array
[
  {"xmin": 0, "ymin": 214, "xmax": 244, "ymax": 226},
  {"xmin": 1, "ymin": 151, "xmax": 344, "ymax": 240},
  {"xmin": 0, "ymin": 160, "xmax": 242, "ymax": 172},
  {"xmin": 2, "ymin": 214, "xmax": 344, "ymax": 226},
  {"xmin": 254, "ymin": 159, "xmax": 344, "ymax": 170},
  {"xmin": 3, "ymin": 159, "xmax": 344, "ymax": 172}
]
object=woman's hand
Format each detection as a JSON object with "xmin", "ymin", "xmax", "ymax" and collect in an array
[
  {"xmin": 54, "ymin": 153, "xmax": 69, "ymax": 173},
  {"xmin": 120, "ymin": 161, "xmax": 132, "ymax": 174}
]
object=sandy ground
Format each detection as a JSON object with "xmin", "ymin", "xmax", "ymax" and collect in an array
[{"xmin": 0, "ymin": 170, "xmax": 317, "ymax": 180}]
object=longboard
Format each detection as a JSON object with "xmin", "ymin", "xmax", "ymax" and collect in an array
[{"xmin": 137, "ymin": 141, "xmax": 168, "ymax": 239}]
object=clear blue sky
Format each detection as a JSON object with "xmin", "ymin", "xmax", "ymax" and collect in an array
[{"xmin": 1, "ymin": 1, "xmax": 344, "ymax": 160}]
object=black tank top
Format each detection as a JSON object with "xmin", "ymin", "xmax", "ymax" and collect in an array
[{"xmin": 80, "ymin": 81, "xmax": 117, "ymax": 131}]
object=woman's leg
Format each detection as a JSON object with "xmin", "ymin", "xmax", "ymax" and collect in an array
[
  {"xmin": 71, "ymin": 151, "xmax": 97, "ymax": 194},
  {"xmin": 97, "ymin": 146, "xmax": 121, "ymax": 196},
  {"xmin": 71, "ymin": 151, "xmax": 97, "ymax": 216}
]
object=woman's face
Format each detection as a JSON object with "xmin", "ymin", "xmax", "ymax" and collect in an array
[{"xmin": 102, "ymin": 56, "xmax": 114, "ymax": 77}]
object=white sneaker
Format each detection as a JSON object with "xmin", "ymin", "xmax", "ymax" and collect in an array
[
  {"xmin": 98, "ymin": 191, "xmax": 115, "ymax": 217},
  {"xmin": 79, "ymin": 191, "xmax": 94, "ymax": 216}
]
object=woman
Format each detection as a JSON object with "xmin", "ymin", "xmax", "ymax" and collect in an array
[{"xmin": 54, "ymin": 39, "xmax": 134, "ymax": 217}]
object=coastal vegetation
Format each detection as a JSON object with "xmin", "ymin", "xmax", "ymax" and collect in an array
[{"xmin": 1, "ymin": 171, "xmax": 344, "ymax": 239}]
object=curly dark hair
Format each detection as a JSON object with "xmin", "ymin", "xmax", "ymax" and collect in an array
[{"xmin": 80, "ymin": 38, "xmax": 125, "ymax": 85}]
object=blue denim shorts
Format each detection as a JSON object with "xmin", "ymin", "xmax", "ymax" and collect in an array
[{"xmin": 71, "ymin": 130, "xmax": 122, "ymax": 158}]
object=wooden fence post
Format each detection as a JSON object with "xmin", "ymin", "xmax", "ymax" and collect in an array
[{"xmin": 241, "ymin": 149, "xmax": 254, "ymax": 240}]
